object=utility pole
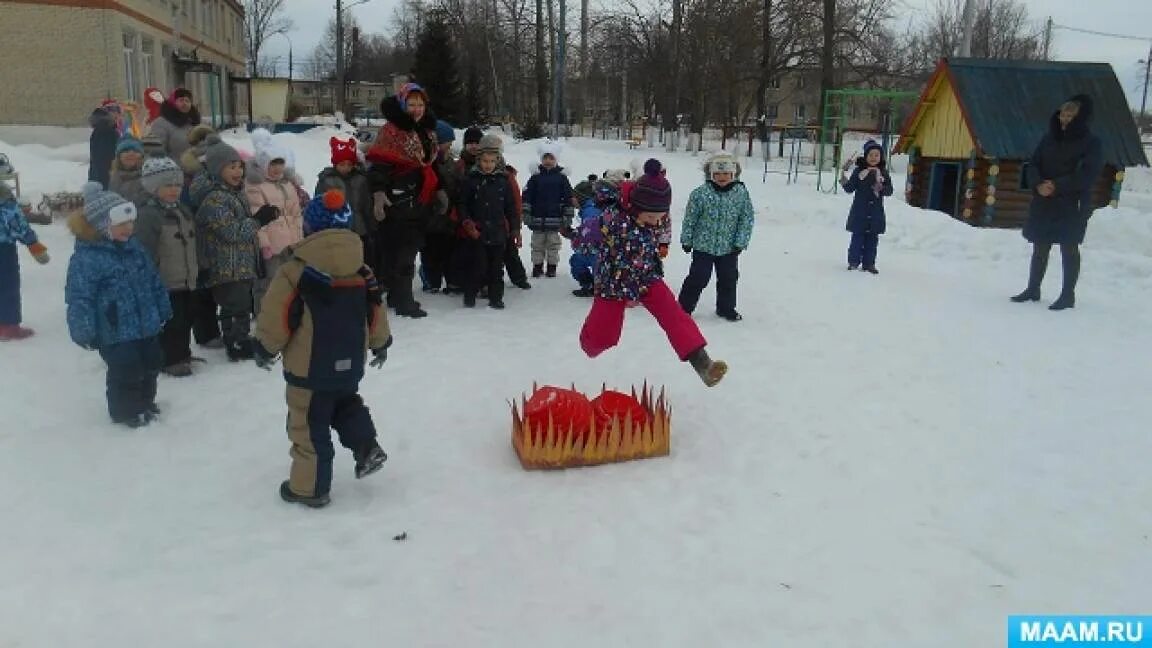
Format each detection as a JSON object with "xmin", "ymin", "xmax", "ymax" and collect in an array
[
  {"xmin": 1141, "ymin": 42, "xmax": 1152, "ymax": 135},
  {"xmin": 959, "ymin": 0, "xmax": 976, "ymax": 57},
  {"xmin": 336, "ymin": 0, "xmax": 345, "ymax": 116},
  {"xmin": 1042, "ymin": 17, "xmax": 1053, "ymax": 60}
]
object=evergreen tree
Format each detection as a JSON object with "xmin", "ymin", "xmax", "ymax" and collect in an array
[
  {"xmin": 411, "ymin": 13, "xmax": 463, "ymax": 124},
  {"xmin": 463, "ymin": 64, "xmax": 488, "ymax": 125}
]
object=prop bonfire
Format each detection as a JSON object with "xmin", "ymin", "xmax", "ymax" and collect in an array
[{"xmin": 511, "ymin": 382, "xmax": 671, "ymax": 470}]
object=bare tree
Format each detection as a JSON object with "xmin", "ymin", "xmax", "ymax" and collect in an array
[
  {"xmin": 535, "ymin": 0, "xmax": 547, "ymax": 121},
  {"xmin": 244, "ymin": 0, "xmax": 293, "ymax": 78}
]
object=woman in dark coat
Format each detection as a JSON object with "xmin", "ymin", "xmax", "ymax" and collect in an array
[
  {"xmin": 364, "ymin": 83, "xmax": 439, "ymax": 319},
  {"xmin": 1012, "ymin": 94, "xmax": 1104, "ymax": 310},
  {"xmin": 88, "ymin": 107, "xmax": 119, "ymax": 189}
]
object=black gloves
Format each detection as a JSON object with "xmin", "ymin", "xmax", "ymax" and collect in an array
[
  {"xmin": 253, "ymin": 204, "xmax": 280, "ymax": 226},
  {"xmin": 253, "ymin": 342, "xmax": 279, "ymax": 371},
  {"xmin": 682, "ymin": 245, "xmax": 693, "ymax": 254}
]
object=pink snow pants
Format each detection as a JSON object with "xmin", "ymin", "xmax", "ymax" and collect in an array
[{"xmin": 580, "ymin": 279, "xmax": 707, "ymax": 361}]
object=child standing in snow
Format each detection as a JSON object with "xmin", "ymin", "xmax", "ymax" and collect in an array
[
  {"xmin": 840, "ymin": 139, "xmax": 893, "ymax": 274},
  {"xmin": 457, "ymin": 137, "xmax": 517, "ymax": 309},
  {"xmin": 563, "ymin": 178, "xmax": 618, "ymax": 297},
  {"xmin": 315, "ymin": 137, "xmax": 374, "ymax": 270},
  {"xmin": 246, "ymin": 129, "xmax": 305, "ymax": 314},
  {"xmin": 678, "ymin": 152, "xmax": 755, "ymax": 321},
  {"xmin": 135, "ymin": 156, "xmax": 201, "ymax": 377},
  {"xmin": 254, "ymin": 189, "xmax": 391, "ymax": 509},
  {"xmin": 0, "ymin": 181, "xmax": 50, "ymax": 341},
  {"xmin": 522, "ymin": 142, "xmax": 575, "ymax": 278},
  {"xmin": 66, "ymin": 183, "xmax": 172, "ymax": 428},
  {"xmin": 579, "ymin": 160, "xmax": 728, "ymax": 387},
  {"xmin": 195, "ymin": 135, "xmax": 277, "ymax": 361},
  {"xmin": 108, "ymin": 136, "xmax": 147, "ymax": 205}
]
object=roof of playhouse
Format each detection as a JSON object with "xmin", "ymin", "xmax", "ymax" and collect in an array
[{"xmin": 894, "ymin": 58, "xmax": 1149, "ymax": 168}]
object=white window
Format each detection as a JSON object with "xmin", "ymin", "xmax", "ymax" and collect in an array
[
  {"xmin": 123, "ymin": 31, "xmax": 138, "ymax": 99},
  {"xmin": 795, "ymin": 75, "xmax": 806, "ymax": 89},
  {"xmin": 794, "ymin": 104, "xmax": 806, "ymax": 122},
  {"xmin": 768, "ymin": 77, "xmax": 780, "ymax": 89},
  {"xmin": 141, "ymin": 38, "xmax": 155, "ymax": 89}
]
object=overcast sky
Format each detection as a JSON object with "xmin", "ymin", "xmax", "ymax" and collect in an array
[{"xmin": 260, "ymin": 0, "xmax": 1152, "ymax": 107}]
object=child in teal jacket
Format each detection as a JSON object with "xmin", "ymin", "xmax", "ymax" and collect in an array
[{"xmin": 677, "ymin": 153, "xmax": 755, "ymax": 321}]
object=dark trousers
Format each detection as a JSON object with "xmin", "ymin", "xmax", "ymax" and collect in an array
[
  {"xmin": 191, "ymin": 288, "xmax": 220, "ymax": 345},
  {"xmin": 379, "ymin": 219, "xmax": 426, "ymax": 311},
  {"xmin": 212, "ymin": 281, "xmax": 254, "ymax": 347},
  {"xmin": 848, "ymin": 232, "xmax": 880, "ymax": 267},
  {"xmin": 0, "ymin": 243, "xmax": 21, "ymax": 325},
  {"xmin": 160, "ymin": 290, "xmax": 194, "ymax": 366},
  {"xmin": 678, "ymin": 251, "xmax": 740, "ymax": 315},
  {"xmin": 99, "ymin": 336, "xmax": 162, "ymax": 423},
  {"xmin": 461, "ymin": 241, "xmax": 506, "ymax": 303},
  {"xmin": 420, "ymin": 231, "xmax": 456, "ymax": 290},
  {"xmin": 1027, "ymin": 242, "xmax": 1081, "ymax": 296},
  {"xmin": 286, "ymin": 386, "xmax": 378, "ymax": 497},
  {"xmin": 504, "ymin": 241, "xmax": 529, "ymax": 284}
]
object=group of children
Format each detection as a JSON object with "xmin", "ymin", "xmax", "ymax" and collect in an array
[{"xmin": 0, "ymin": 82, "xmax": 901, "ymax": 506}]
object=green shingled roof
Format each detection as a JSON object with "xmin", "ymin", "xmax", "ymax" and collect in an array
[{"xmin": 945, "ymin": 58, "xmax": 1148, "ymax": 167}]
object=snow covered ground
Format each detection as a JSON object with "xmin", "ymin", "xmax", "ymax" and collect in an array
[{"xmin": 1, "ymin": 128, "xmax": 1150, "ymax": 647}]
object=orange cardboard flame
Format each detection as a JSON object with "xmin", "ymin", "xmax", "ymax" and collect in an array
[{"xmin": 511, "ymin": 381, "xmax": 671, "ymax": 470}]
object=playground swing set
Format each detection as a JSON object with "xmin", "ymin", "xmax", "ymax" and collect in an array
[{"xmin": 760, "ymin": 88, "xmax": 918, "ymax": 191}]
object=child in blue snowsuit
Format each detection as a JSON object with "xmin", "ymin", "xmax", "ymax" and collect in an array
[
  {"xmin": 562, "ymin": 180, "xmax": 617, "ymax": 297},
  {"xmin": 0, "ymin": 181, "xmax": 50, "ymax": 341},
  {"xmin": 66, "ymin": 183, "xmax": 172, "ymax": 428},
  {"xmin": 840, "ymin": 139, "xmax": 893, "ymax": 274}
]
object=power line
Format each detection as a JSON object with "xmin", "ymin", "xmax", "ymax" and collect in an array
[{"xmin": 1050, "ymin": 23, "xmax": 1152, "ymax": 43}]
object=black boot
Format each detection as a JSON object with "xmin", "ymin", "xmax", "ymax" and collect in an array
[
  {"xmin": 532, "ymin": 263, "xmax": 544, "ymax": 278},
  {"xmin": 686, "ymin": 347, "xmax": 728, "ymax": 387},
  {"xmin": 353, "ymin": 442, "xmax": 388, "ymax": 479},
  {"xmin": 1049, "ymin": 244, "xmax": 1080, "ymax": 310},
  {"xmin": 1012, "ymin": 244, "xmax": 1049, "ymax": 302},
  {"xmin": 546, "ymin": 263, "xmax": 557, "ymax": 277},
  {"xmin": 279, "ymin": 481, "xmax": 330, "ymax": 508}
]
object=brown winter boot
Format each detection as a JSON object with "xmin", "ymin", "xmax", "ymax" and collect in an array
[{"xmin": 686, "ymin": 347, "xmax": 728, "ymax": 387}]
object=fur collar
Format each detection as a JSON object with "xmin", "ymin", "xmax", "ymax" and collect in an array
[
  {"xmin": 160, "ymin": 100, "xmax": 202, "ymax": 129},
  {"xmin": 379, "ymin": 96, "xmax": 437, "ymax": 133}
]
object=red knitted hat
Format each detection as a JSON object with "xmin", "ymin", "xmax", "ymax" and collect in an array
[{"xmin": 330, "ymin": 137, "xmax": 359, "ymax": 166}]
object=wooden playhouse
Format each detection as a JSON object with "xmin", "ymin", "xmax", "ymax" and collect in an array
[{"xmin": 894, "ymin": 58, "xmax": 1149, "ymax": 228}]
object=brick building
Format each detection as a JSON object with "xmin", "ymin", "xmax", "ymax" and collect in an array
[{"xmin": 0, "ymin": 0, "xmax": 246, "ymax": 126}]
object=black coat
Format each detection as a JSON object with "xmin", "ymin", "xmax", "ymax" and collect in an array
[
  {"xmin": 1022, "ymin": 95, "xmax": 1105, "ymax": 246},
  {"xmin": 459, "ymin": 168, "xmax": 515, "ymax": 246},
  {"xmin": 842, "ymin": 160, "xmax": 893, "ymax": 235},
  {"xmin": 88, "ymin": 109, "xmax": 118, "ymax": 189}
]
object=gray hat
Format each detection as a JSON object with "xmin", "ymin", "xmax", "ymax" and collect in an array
[
  {"xmin": 202, "ymin": 133, "xmax": 243, "ymax": 180},
  {"xmin": 140, "ymin": 156, "xmax": 184, "ymax": 194},
  {"xmin": 477, "ymin": 133, "xmax": 504, "ymax": 154},
  {"xmin": 82, "ymin": 181, "xmax": 136, "ymax": 236}
]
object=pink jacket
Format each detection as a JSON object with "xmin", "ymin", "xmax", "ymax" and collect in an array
[{"xmin": 245, "ymin": 178, "xmax": 304, "ymax": 256}]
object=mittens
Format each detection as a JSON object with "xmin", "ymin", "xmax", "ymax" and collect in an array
[
  {"xmin": 373, "ymin": 191, "xmax": 390, "ymax": 222},
  {"xmin": 253, "ymin": 204, "xmax": 280, "ymax": 226},
  {"xmin": 27, "ymin": 242, "xmax": 49, "ymax": 265}
]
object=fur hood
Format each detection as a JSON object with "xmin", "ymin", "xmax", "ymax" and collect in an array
[
  {"xmin": 1049, "ymin": 93, "xmax": 1094, "ymax": 141},
  {"xmin": 379, "ymin": 95, "xmax": 438, "ymax": 133},
  {"xmin": 159, "ymin": 100, "xmax": 202, "ymax": 129},
  {"xmin": 67, "ymin": 210, "xmax": 102, "ymax": 242}
]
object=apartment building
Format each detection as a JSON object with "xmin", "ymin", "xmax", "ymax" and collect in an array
[{"xmin": 0, "ymin": 0, "xmax": 246, "ymax": 126}]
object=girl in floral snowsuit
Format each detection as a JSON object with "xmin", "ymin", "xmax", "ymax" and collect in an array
[{"xmin": 578, "ymin": 159, "xmax": 728, "ymax": 387}]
